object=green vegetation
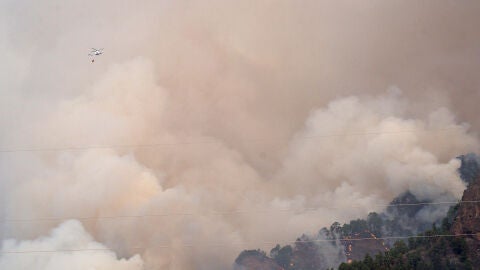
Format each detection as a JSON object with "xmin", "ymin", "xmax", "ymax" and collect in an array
[
  {"xmin": 337, "ymin": 214, "xmax": 472, "ymax": 270},
  {"xmin": 236, "ymin": 203, "xmax": 467, "ymax": 270},
  {"xmin": 235, "ymin": 156, "xmax": 480, "ymax": 269},
  {"xmin": 235, "ymin": 249, "xmax": 268, "ymax": 265},
  {"xmin": 267, "ymin": 234, "xmax": 343, "ymax": 270},
  {"xmin": 270, "ymin": 244, "xmax": 293, "ymax": 269}
]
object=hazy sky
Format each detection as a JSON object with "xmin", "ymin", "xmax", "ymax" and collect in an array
[{"xmin": 1, "ymin": 1, "xmax": 480, "ymax": 269}]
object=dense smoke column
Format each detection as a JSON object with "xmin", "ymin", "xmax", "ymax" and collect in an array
[{"xmin": 1, "ymin": 1, "xmax": 480, "ymax": 269}]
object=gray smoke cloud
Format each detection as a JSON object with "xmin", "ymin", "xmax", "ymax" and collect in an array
[{"xmin": 1, "ymin": 1, "xmax": 480, "ymax": 269}]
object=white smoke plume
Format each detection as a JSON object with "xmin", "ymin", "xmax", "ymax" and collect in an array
[
  {"xmin": 0, "ymin": 220, "xmax": 143, "ymax": 270},
  {"xmin": 1, "ymin": 1, "xmax": 480, "ymax": 269}
]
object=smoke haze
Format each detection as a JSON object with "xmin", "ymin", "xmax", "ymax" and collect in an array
[
  {"xmin": 0, "ymin": 220, "xmax": 143, "ymax": 270},
  {"xmin": 1, "ymin": 1, "xmax": 480, "ymax": 269}
]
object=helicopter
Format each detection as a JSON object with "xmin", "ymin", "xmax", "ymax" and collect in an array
[{"xmin": 88, "ymin": 48, "xmax": 103, "ymax": 62}]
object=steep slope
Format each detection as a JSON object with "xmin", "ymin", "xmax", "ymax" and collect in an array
[
  {"xmin": 234, "ymin": 155, "xmax": 480, "ymax": 269},
  {"xmin": 339, "ymin": 176, "xmax": 480, "ymax": 269},
  {"xmin": 342, "ymin": 231, "xmax": 388, "ymax": 262},
  {"xmin": 452, "ymin": 176, "xmax": 480, "ymax": 266}
]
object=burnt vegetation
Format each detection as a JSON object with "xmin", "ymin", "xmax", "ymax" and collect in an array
[
  {"xmin": 235, "ymin": 193, "xmax": 455, "ymax": 269},
  {"xmin": 234, "ymin": 154, "xmax": 480, "ymax": 269},
  {"xmin": 338, "ymin": 206, "xmax": 474, "ymax": 270}
]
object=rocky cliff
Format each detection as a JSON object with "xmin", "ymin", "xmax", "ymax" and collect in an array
[{"xmin": 452, "ymin": 176, "xmax": 480, "ymax": 266}]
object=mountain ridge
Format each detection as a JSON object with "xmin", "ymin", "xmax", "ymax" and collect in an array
[{"xmin": 233, "ymin": 154, "xmax": 480, "ymax": 269}]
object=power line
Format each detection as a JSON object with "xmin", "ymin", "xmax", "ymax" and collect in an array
[
  {"xmin": 3, "ymin": 200, "xmax": 478, "ymax": 224},
  {"xmin": 0, "ymin": 126, "xmax": 464, "ymax": 153},
  {"xmin": 1, "ymin": 233, "xmax": 477, "ymax": 254},
  {"xmin": 0, "ymin": 247, "xmax": 143, "ymax": 254}
]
